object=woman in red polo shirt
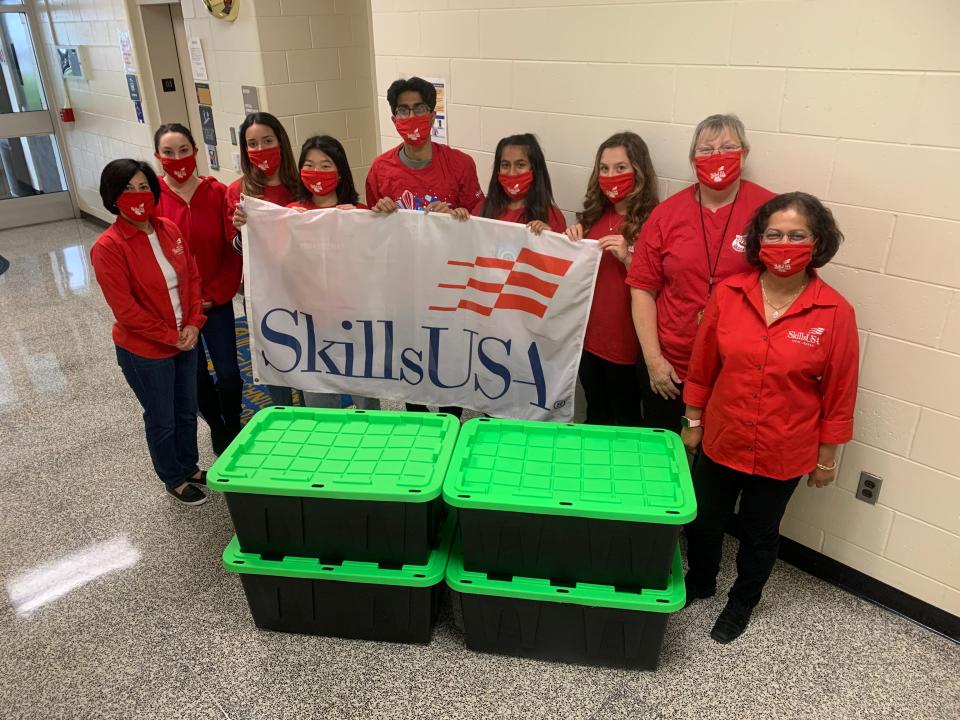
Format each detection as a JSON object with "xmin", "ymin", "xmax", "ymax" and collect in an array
[
  {"xmin": 680, "ymin": 192, "xmax": 858, "ymax": 644},
  {"xmin": 566, "ymin": 132, "xmax": 659, "ymax": 426},
  {"xmin": 227, "ymin": 111, "xmax": 300, "ymax": 407},
  {"xmin": 475, "ymin": 134, "xmax": 566, "ymax": 234},
  {"xmin": 628, "ymin": 114, "xmax": 775, "ymax": 432},
  {"xmin": 90, "ymin": 159, "xmax": 209, "ymax": 506},
  {"xmin": 154, "ymin": 123, "xmax": 242, "ymax": 456}
]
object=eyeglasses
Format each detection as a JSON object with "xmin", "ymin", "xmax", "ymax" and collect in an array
[
  {"xmin": 394, "ymin": 103, "xmax": 432, "ymax": 118},
  {"xmin": 762, "ymin": 230, "xmax": 813, "ymax": 243},
  {"xmin": 694, "ymin": 144, "xmax": 742, "ymax": 156}
]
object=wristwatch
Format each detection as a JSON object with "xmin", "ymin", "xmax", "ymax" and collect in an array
[{"xmin": 681, "ymin": 416, "xmax": 702, "ymax": 429}]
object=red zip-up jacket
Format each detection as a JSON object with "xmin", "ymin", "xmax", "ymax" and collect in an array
[
  {"xmin": 157, "ymin": 176, "xmax": 240, "ymax": 307},
  {"xmin": 90, "ymin": 216, "xmax": 206, "ymax": 359},
  {"xmin": 684, "ymin": 270, "xmax": 858, "ymax": 480}
]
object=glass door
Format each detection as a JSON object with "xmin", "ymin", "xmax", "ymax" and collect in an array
[{"xmin": 0, "ymin": 1, "xmax": 75, "ymax": 229}]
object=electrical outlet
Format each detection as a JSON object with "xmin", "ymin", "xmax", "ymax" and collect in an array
[{"xmin": 856, "ymin": 472, "xmax": 882, "ymax": 504}]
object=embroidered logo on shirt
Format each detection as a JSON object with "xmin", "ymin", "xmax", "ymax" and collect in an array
[
  {"xmin": 787, "ymin": 326, "xmax": 825, "ymax": 347},
  {"xmin": 732, "ymin": 234, "xmax": 746, "ymax": 253},
  {"xmin": 173, "ymin": 237, "xmax": 185, "ymax": 255}
]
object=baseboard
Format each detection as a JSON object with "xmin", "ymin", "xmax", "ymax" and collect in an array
[
  {"xmin": 80, "ymin": 210, "xmax": 110, "ymax": 229},
  {"xmin": 777, "ymin": 537, "xmax": 959, "ymax": 643}
]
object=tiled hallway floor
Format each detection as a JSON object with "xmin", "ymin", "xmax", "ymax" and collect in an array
[{"xmin": 1, "ymin": 219, "xmax": 957, "ymax": 719}]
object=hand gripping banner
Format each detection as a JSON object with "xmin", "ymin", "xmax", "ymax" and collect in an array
[{"xmin": 242, "ymin": 197, "xmax": 601, "ymax": 421}]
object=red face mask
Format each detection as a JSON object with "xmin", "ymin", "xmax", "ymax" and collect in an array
[
  {"xmin": 116, "ymin": 191, "xmax": 155, "ymax": 222},
  {"xmin": 394, "ymin": 114, "xmax": 432, "ymax": 147},
  {"xmin": 598, "ymin": 172, "xmax": 635, "ymax": 201},
  {"xmin": 246, "ymin": 146, "xmax": 282, "ymax": 177},
  {"xmin": 498, "ymin": 170, "xmax": 534, "ymax": 200},
  {"xmin": 694, "ymin": 151, "xmax": 741, "ymax": 190},
  {"xmin": 759, "ymin": 243, "xmax": 814, "ymax": 277},
  {"xmin": 300, "ymin": 169, "xmax": 339, "ymax": 196},
  {"xmin": 156, "ymin": 152, "xmax": 197, "ymax": 184}
]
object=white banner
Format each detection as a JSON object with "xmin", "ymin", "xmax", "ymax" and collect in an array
[{"xmin": 242, "ymin": 197, "xmax": 601, "ymax": 421}]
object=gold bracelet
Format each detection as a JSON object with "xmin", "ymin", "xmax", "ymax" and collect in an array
[{"xmin": 816, "ymin": 462, "xmax": 836, "ymax": 472}]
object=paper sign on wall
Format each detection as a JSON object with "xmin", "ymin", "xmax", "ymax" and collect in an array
[
  {"xmin": 424, "ymin": 77, "xmax": 447, "ymax": 145},
  {"xmin": 118, "ymin": 31, "xmax": 135, "ymax": 74},
  {"xmin": 188, "ymin": 37, "xmax": 208, "ymax": 82}
]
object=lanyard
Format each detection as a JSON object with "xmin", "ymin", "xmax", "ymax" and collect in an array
[{"xmin": 698, "ymin": 188, "xmax": 740, "ymax": 296}]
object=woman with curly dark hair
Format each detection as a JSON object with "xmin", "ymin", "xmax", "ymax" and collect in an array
[
  {"xmin": 565, "ymin": 131, "xmax": 659, "ymax": 425},
  {"xmin": 680, "ymin": 192, "xmax": 859, "ymax": 644}
]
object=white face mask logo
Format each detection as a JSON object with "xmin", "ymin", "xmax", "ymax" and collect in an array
[
  {"xmin": 774, "ymin": 258, "xmax": 793, "ymax": 273},
  {"xmin": 710, "ymin": 166, "xmax": 728, "ymax": 183},
  {"xmin": 131, "ymin": 203, "xmax": 145, "ymax": 216},
  {"xmin": 310, "ymin": 182, "xmax": 324, "ymax": 193},
  {"xmin": 173, "ymin": 167, "xmax": 188, "ymax": 179},
  {"xmin": 256, "ymin": 160, "xmax": 270, "ymax": 171},
  {"xmin": 407, "ymin": 128, "xmax": 421, "ymax": 141},
  {"xmin": 606, "ymin": 186, "xmax": 620, "ymax": 199},
  {"xmin": 507, "ymin": 183, "xmax": 520, "ymax": 195}
]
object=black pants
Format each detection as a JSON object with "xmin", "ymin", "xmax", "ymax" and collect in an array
[
  {"xmin": 577, "ymin": 351, "xmax": 643, "ymax": 426},
  {"xmin": 641, "ymin": 377, "xmax": 685, "ymax": 433},
  {"xmin": 405, "ymin": 403, "xmax": 463, "ymax": 418},
  {"xmin": 685, "ymin": 452, "xmax": 800, "ymax": 609}
]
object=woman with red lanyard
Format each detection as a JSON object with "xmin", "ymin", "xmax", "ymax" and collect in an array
[
  {"xmin": 681, "ymin": 192, "xmax": 858, "ymax": 643},
  {"xmin": 287, "ymin": 134, "xmax": 380, "ymax": 411},
  {"xmin": 90, "ymin": 159, "xmax": 208, "ymax": 506},
  {"xmin": 627, "ymin": 114, "xmax": 775, "ymax": 432},
  {"xmin": 227, "ymin": 112, "xmax": 301, "ymax": 407},
  {"xmin": 475, "ymin": 134, "xmax": 566, "ymax": 234},
  {"xmin": 566, "ymin": 132, "xmax": 659, "ymax": 426},
  {"xmin": 154, "ymin": 123, "xmax": 242, "ymax": 455}
]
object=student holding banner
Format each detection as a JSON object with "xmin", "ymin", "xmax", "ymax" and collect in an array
[
  {"xmin": 565, "ymin": 132, "xmax": 659, "ymax": 426},
  {"xmin": 154, "ymin": 123, "xmax": 243, "ymax": 455},
  {"xmin": 475, "ymin": 134, "xmax": 566, "ymax": 234},
  {"xmin": 227, "ymin": 112, "xmax": 303, "ymax": 408},
  {"xmin": 627, "ymin": 114, "xmax": 775, "ymax": 432},
  {"xmin": 287, "ymin": 134, "xmax": 381, "ymax": 411}
]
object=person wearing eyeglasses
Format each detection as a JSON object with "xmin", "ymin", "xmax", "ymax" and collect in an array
[
  {"xmin": 680, "ymin": 192, "xmax": 859, "ymax": 644},
  {"xmin": 627, "ymin": 114, "xmax": 775, "ymax": 432}
]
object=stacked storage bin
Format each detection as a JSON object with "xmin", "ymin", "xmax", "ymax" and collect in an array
[
  {"xmin": 210, "ymin": 406, "xmax": 459, "ymax": 643},
  {"xmin": 443, "ymin": 418, "xmax": 695, "ymax": 669}
]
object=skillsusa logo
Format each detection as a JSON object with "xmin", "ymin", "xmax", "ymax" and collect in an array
[
  {"xmin": 172, "ymin": 167, "xmax": 189, "ymax": 180},
  {"xmin": 128, "ymin": 203, "xmax": 146, "ymax": 218},
  {"xmin": 173, "ymin": 237, "xmax": 185, "ymax": 255},
  {"xmin": 405, "ymin": 127, "xmax": 422, "ymax": 142},
  {"xmin": 732, "ymin": 234, "xmax": 746, "ymax": 252},
  {"xmin": 788, "ymin": 326, "xmax": 825, "ymax": 347},
  {"xmin": 429, "ymin": 248, "xmax": 573, "ymax": 319},
  {"xmin": 710, "ymin": 165, "xmax": 729, "ymax": 184}
]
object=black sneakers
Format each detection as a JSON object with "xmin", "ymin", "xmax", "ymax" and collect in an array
[
  {"xmin": 188, "ymin": 471, "xmax": 207, "ymax": 486},
  {"xmin": 167, "ymin": 482, "xmax": 208, "ymax": 506},
  {"xmin": 710, "ymin": 600, "xmax": 753, "ymax": 643}
]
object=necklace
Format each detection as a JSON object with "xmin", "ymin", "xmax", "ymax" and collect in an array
[
  {"xmin": 761, "ymin": 277, "xmax": 807, "ymax": 319},
  {"xmin": 697, "ymin": 187, "xmax": 740, "ymax": 321},
  {"xmin": 609, "ymin": 209, "xmax": 623, "ymax": 233}
]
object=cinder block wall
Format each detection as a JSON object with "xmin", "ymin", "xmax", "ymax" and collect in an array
[{"xmin": 370, "ymin": 0, "xmax": 960, "ymax": 615}]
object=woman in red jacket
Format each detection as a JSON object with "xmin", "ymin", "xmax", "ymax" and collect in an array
[
  {"xmin": 155, "ymin": 123, "xmax": 242, "ymax": 455},
  {"xmin": 475, "ymin": 134, "xmax": 566, "ymax": 234},
  {"xmin": 90, "ymin": 160, "xmax": 208, "ymax": 506},
  {"xmin": 681, "ymin": 192, "xmax": 859, "ymax": 643},
  {"xmin": 565, "ymin": 132, "xmax": 659, "ymax": 426}
]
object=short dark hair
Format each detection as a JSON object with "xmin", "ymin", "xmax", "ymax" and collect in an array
[
  {"xmin": 99, "ymin": 159, "xmax": 160, "ymax": 215},
  {"xmin": 481, "ymin": 134, "xmax": 556, "ymax": 224},
  {"xmin": 744, "ymin": 191, "xmax": 844, "ymax": 270},
  {"xmin": 153, "ymin": 122, "xmax": 196, "ymax": 151},
  {"xmin": 386, "ymin": 77, "xmax": 436, "ymax": 115},
  {"xmin": 296, "ymin": 135, "xmax": 359, "ymax": 206}
]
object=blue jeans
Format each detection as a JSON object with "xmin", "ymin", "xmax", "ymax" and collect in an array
[
  {"xmin": 117, "ymin": 345, "xmax": 199, "ymax": 490},
  {"xmin": 196, "ymin": 302, "xmax": 243, "ymax": 428}
]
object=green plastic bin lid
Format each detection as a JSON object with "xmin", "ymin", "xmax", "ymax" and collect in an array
[
  {"xmin": 223, "ymin": 510, "xmax": 456, "ymax": 587},
  {"xmin": 208, "ymin": 407, "xmax": 460, "ymax": 502},
  {"xmin": 442, "ymin": 418, "xmax": 696, "ymax": 523},
  {"xmin": 446, "ymin": 537, "xmax": 685, "ymax": 613}
]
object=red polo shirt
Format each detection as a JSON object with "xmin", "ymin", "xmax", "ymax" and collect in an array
[
  {"xmin": 158, "ymin": 176, "xmax": 240, "ymax": 307},
  {"xmin": 286, "ymin": 201, "xmax": 369, "ymax": 210},
  {"xmin": 626, "ymin": 180, "xmax": 775, "ymax": 380},
  {"xmin": 90, "ymin": 216, "xmax": 205, "ymax": 359},
  {"xmin": 584, "ymin": 208, "xmax": 641, "ymax": 365},
  {"xmin": 684, "ymin": 271, "xmax": 859, "ymax": 480},
  {"xmin": 365, "ymin": 143, "xmax": 483, "ymax": 211}
]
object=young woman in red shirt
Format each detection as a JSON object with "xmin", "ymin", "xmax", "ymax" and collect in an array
[
  {"xmin": 287, "ymin": 134, "xmax": 380, "ymax": 411},
  {"xmin": 681, "ymin": 192, "xmax": 859, "ymax": 644},
  {"xmin": 565, "ymin": 132, "xmax": 659, "ymax": 426},
  {"xmin": 475, "ymin": 134, "xmax": 566, "ymax": 234},
  {"xmin": 90, "ymin": 160, "xmax": 209, "ymax": 506},
  {"xmin": 227, "ymin": 112, "xmax": 301, "ymax": 407},
  {"xmin": 628, "ymin": 114, "xmax": 775, "ymax": 432},
  {"xmin": 154, "ymin": 123, "xmax": 242, "ymax": 456}
]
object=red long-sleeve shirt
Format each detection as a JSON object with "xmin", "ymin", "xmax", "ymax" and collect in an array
[
  {"xmin": 90, "ymin": 216, "xmax": 205, "ymax": 359},
  {"xmin": 684, "ymin": 270, "xmax": 859, "ymax": 480},
  {"xmin": 157, "ymin": 176, "xmax": 240, "ymax": 307}
]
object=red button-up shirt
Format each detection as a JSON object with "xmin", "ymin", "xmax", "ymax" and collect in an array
[
  {"xmin": 91, "ymin": 216, "xmax": 205, "ymax": 359},
  {"xmin": 683, "ymin": 270, "xmax": 859, "ymax": 480}
]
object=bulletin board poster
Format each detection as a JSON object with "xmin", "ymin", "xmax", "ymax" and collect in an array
[
  {"xmin": 424, "ymin": 77, "xmax": 447, "ymax": 145},
  {"xmin": 118, "ymin": 31, "xmax": 136, "ymax": 74}
]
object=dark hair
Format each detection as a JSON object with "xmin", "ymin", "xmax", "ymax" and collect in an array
[
  {"xmin": 296, "ymin": 135, "xmax": 359, "ymax": 206},
  {"xmin": 480, "ymin": 134, "xmax": 556, "ymax": 224},
  {"xmin": 153, "ymin": 122, "xmax": 196, "ymax": 151},
  {"xmin": 238, "ymin": 112, "xmax": 299, "ymax": 199},
  {"xmin": 577, "ymin": 132, "xmax": 659, "ymax": 245},
  {"xmin": 99, "ymin": 159, "xmax": 160, "ymax": 215},
  {"xmin": 386, "ymin": 76, "xmax": 437, "ymax": 115},
  {"xmin": 744, "ymin": 192, "xmax": 844, "ymax": 270}
]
